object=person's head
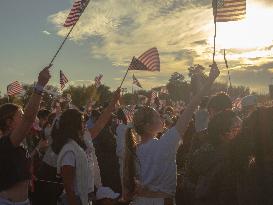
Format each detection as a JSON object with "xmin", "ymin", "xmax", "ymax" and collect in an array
[
  {"xmin": 207, "ymin": 92, "xmax": 232, "ymax": 118},
  {"xmin": 133, "ymin": 106, "xmax": 164, "ymax": 138},
  {"xmin": 117, "ymin": 108, "xmax": 127, "ymax": 125},
  {"xmin": 0, "ymin": 103, "xmax": 23, "ymax": 135},
  {"xmin": 51, "ymin": 109, "xmax": 86, "ymax": 154},
  {"xmin": 37, "ymin": 109, "xmax": 50, "ymax": 128},
  {"xmin": 208, "ymin": 110, "xmax": 242, "ymax": 146},
  {"xmin": 238, "ymin": 107, "xmax": 273, "ymax": 167},
  {"xmin": 200, "ymin": 96, "xmax": 209, "ymax": 109},
  {"xmin": 165, "ymin": 106, "xmax": 174, "ymax": 115}
]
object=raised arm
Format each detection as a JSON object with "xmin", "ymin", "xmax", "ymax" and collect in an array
[
  {"xmin": 88, "ymin": 88, "xmax": 121, "ymax": 139},
  {"xmin": 10, "ymin": 66, "xmax": 51, "ymax": 147},
  {"xmin": 175, "ymin": 63, "xmax": 220, "ymax": 137}
]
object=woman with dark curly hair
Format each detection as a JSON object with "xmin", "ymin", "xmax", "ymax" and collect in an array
[
  {"xmin": 184, "ymin": 109, "xmax": 242, "ymax": 205},
  {"xmin": 234, "ymin": 106, "xmax": 273, "ymax": 205}
]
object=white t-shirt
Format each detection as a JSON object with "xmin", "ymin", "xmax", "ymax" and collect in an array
[
  {"xmin": 60, "ymin": 131, "xmax": 100, "ymax": 196},
  {"xmin": 116, "ymin": 123, "xmax": 128, "ymax": 160},
  {"xmin": 61, "ymin": 151, "xmax": 79, "ymax": 195},
  {"xmin": 136, "ymin": 127, "xmax": 181, "ymax": 196}
]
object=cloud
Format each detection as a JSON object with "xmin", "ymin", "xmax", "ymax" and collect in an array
[
  {"xmin": 49, "ymin": 0, "xmax": 273, "ymax": 91},
  {"xmin": 42, "ymin": 30, "xmax": 51, "ymax": 35},
  {"xmin": 49, "ymin": 0, "xmax": 213, "ymax": 69}
]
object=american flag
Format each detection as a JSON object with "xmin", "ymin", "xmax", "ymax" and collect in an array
[
  {"xmin": 60, "ymin": 70, "xmax": 69, "ymax": 90},
  {"xmin": 7, "ymin": 81, "xmax": 23, "ymax": 96},
  {"xmin": 151, "ymin": 90, "xmax": 158, "ymax": 102},
  {"xmin": 232, "ymin": 97, "xmax": 242, "ymax": 110},
  {"xmin": 64, "ymin": 0, "xmax": 90, "ymax": 27},
  {"xmin": 160, "ymin": 87, "xmax": 168, "ymax": 94},
  {"xmin": 123, "ymin": 106, "xmax": 135, "ymax": 123},
  {"xmin": 95, "ymin": 74, "xmax": 103, "ymax": 88},
  {"xmin": 132, "ymin": 74, "xmax": 142, "ymax": 88},
  {"xmin": 213, "ymin": 0, "xmax": 246, "ymax": 22},
  {"xmin": 128, "ymin": 47, "xmax": 160, "ymax": 71}
]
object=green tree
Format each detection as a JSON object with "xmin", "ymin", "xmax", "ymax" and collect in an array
[{"xmin": 167, "ymin": 72, "xmax": 191, "ymax": 103}]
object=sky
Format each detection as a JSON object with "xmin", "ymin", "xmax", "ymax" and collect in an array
[{"xmin": 0, "ymin": 0, "xmax": 273, "ymax": 95}]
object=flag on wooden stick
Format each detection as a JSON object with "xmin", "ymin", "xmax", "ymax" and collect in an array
[
  {"xmin": 60, "ymin": 70, "xmax": 69, "ymax": 90},
  {"xmin": 64, "ymin": 0, "xmax": 91, "ymax": 27},
  {"xmin": 132, "ymin": 74, "xmax": 142, "ymax": 88},
  {"xmin": 95, "ymin": 74, "xmax": 103, "ymax": 88},
  {"xmin": 7, "ymin": 81, "xmax": 23, "ymax": 96},
  {"xmin": 128, "ymin": 47, "xmax": 160, "ymax": 71},
  {"xmin": 213, "ymin": 0, "xmax": 246, "ymax": 22}
]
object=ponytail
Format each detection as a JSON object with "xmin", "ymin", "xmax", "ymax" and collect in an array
[{"xmin": 123, "ymin": 127, "xmax": 137, "ymax": 201}]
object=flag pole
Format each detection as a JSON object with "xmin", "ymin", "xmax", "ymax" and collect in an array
[
  {"xmin": 224, "ymin": 49, "xmax": 232, "ymax": 91},
  {"xmin": 48, "ymin": 0, "xmax": 90, "ymax": 66},
  {"xmin": 213, "ymin": 0, "xmax": 218, "ymax": 63},
  {"xmin": 119, "ymin": 67, "xmax": 129, "ymax": 88}
]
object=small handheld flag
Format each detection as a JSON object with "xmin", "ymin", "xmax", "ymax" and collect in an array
[
  {"xmin": 95, "ymin": 74, "xmax": 103, "ymax": 88},
  {"xmin": 132, "ymin": 74, "xmax": 142, "ymax": 88},
  {"xmin": 60, "ymin": 70, "xmax": 69, "ymax": 90},
  {"xmin": 64, "ymin": 0, "xmax": 90, "ymax": 27},
  {"xmin": 123, "ymin": 106, "xmax": 135, "ymax": 123},
  {"xmin": 160, "ymin": 87, "xmax": 168, "ymax": 94},
  {"xmin": 119, "ymin": 47, "xmax": 160, "ymax": 88},
  {"xmin": 7, "ymin": 81, "xmax": 23, "ymax": 96},
  {"xmin": 48, "ymin": 0, "xmax": 91, "ymax": 65},
  {"xmin": 151, "ymin": 90, "xmax": 158, "ymax": 102},
  {"xmin": 128, "ymin": 47, "xmax": 160, "ymax": 71},
  {"xmin": 213, "ymin": 0, "xmax": 246, "ymax": 22}
]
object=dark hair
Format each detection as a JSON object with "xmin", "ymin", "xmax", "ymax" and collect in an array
[
  {"xmin": 200, "ymin": 96, "xmax": 209, "ymax": 109},
  {"xmin": 237, "ymin": 106, "xmax": 273, "ymax": 168},
  {"xmin": 208, "ymin": 92, "xmax": 232, "ymax": 112},
  {"xmin": 117, "ymin": 108, "xmax": 127, "ymax": 125},
  {"xmin": 0, "ymin": 103, "xmax": 20, "ymax": 133},
  {"xmin": 91, "ymin": 109, "xmax": 101, "ymax": 122},
  {"xmin": 51, "ymin": 109, "xmax": 86, "ymax": 154},
  {"xmin": 47, "ymin": 113, "xmax": 57, "ymax": 126},
  {"xmin": 208, "ymin": 110, "xmax": 236, "ymax": 146},
  {"xmin": 232, "ymin": 107, "xmax": 273, "ymax": 202},
  {"xmin": 37, "ymin": 109, "xmax": 50, "ymax": 120}
]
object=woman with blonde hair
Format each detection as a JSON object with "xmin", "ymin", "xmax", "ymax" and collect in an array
[{"xmin": 122, "ymin": 63, "xmax": 220, "ymax": 205}]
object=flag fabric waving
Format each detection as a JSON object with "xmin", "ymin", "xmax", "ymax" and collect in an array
[
  {"xmin": 132, "ymin": 74, "xmax": 142, "ymax": 88},
  {"xmin": 95, "ymin": 74, "xmax": 103, "ymax": 88},
  {"xmin": 64, "ymin": 0, "xmax": 90, "ymax": 27},
  {"xmin": 213, "ymin": 0, "xmax": 246, "ymax": 22},
  {"xmin": 7, "ymin": 81, "xmax": 23, "ymax": 96},
  {"xmin": 160, "ymin": 87, "xmax": 168, "ymax": 94},
  {"xmin": 60, "ymin": 70, "xmax": 69, "ymax": 90},
  {"xmin": 128, "ymin": 47, "xmax": 160, "ymax": 71},
  {"xmin": 123, "ymin": 106, "xmax": 135, "ymax": 123},
  {"xmin": 151, "ymin": 90, "xmax": 158, "ymax": 102}
]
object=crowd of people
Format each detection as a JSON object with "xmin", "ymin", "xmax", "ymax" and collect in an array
[{"xmin": 0, "ymin": 63, "xmax": 273, "ymax": 205}]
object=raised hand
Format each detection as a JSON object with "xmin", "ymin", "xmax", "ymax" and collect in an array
[
  {"xmin": 112, "ymin": 87, "xmax": 121, "ymax": 104},
  {"xmin": 208, "ymin": 62, "xmax": 220, "ymax": 81},
  {"xmin": 37, "ymin": 64, "xmax": 52, "ymax": 87}
]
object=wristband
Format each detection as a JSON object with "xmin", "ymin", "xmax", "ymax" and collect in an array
[
  {"xmin": 34, "ymin": 84, "xmax": 44, "ymax": 96},
  {"xmin": 35, "ymin": 84, "xmax": 44, "ymax": 92}
]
